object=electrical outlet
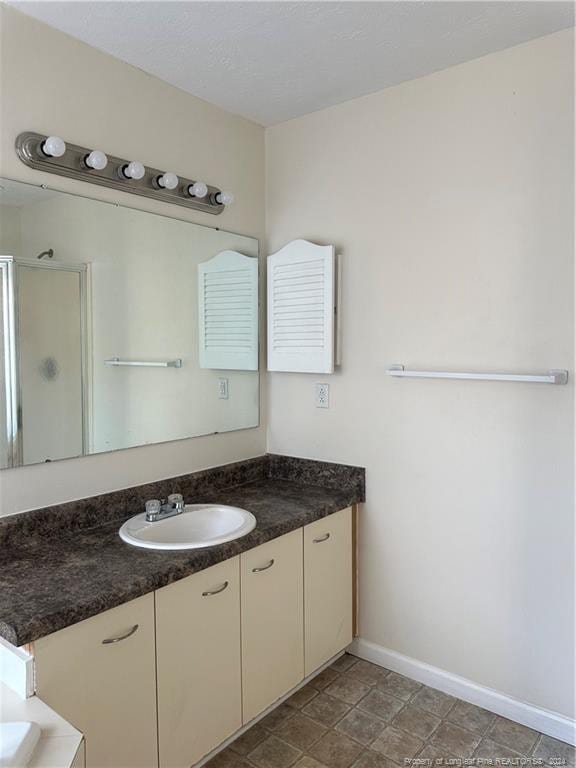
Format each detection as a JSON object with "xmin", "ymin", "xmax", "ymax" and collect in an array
[
  {"xmin": 315, "ymin": 382, "xmax": 329, "ymax": 408},
  {"xmin": 218, "ymin": 378, "xmax": 229, "ymax": 399}
]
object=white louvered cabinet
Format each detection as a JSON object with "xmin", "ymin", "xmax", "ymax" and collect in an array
[
  {"xmin": 267, "ymin": 239, "xmax": 336, "ymax": 373},
  {"xmin": 198, "ymin": 249, "xmax": 259, "ymax": 371}
]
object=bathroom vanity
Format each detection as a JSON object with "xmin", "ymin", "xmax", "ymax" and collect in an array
[
  {"xmin": 0, "ymin": 455, "xmax": 364, "ymax": 768},
  {"xmin": 0, "ymin": 179, "xmax": 362, "ymax": 767}
]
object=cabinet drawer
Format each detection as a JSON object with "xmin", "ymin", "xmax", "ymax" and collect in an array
[
  {"xmin": 304, "ymin": 507, "xmax": 353, "ymax": 675},
  {"xmin": 34, "ymin": 594, "xmax": 157, "ymax": 768},
  {"xmin": 156, "ymin": 557, "xmax": 242, "ymax": 768},
  {"xmin": 241, "ymin": 529, "xmax": 304, "ymax": 722}
]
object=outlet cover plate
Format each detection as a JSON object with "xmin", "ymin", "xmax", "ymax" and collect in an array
[
  {"xmin": 218, "ymin": 378, "xmax": 229, "ymax": 399},
  {"xmin": 315, "ymin": 382, "xmax": 329, "ymax": 408}
]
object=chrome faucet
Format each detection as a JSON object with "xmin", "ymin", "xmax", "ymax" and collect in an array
[{"xmin": 145, "ymin": 493, "xmax": 185, "ymax": 522}]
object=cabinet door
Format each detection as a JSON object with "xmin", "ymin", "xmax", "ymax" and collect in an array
[
  {"xmin": 241, "ymin": 529, "xmax": 304, "ymax": 722},
  {"xmin": 156, "ymin": 558, "xmax": 242, "ymax": 768},
  {"xmin": 304, "ymin": 507, "xmax": 353, "ymax": 676},
  {"xmin": 34, "ymin": 594, "xmax": 157, "ymax": 768}
]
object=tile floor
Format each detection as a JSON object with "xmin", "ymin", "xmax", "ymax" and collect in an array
[{"xmin": 206, "ymin": 654, "xmax": 575, "ymax": 768}]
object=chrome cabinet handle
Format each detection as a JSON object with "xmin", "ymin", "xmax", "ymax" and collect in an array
[
  {"xmin": 313, "ymin": 533, "xmax": 331, "ymax": 543},
  {"xmin": 252, "ymin": 559, "xmax": 275, "ymax": 573},
  {"xmin": 202, "ymin": 581, "xmax": 229, "ymax": 597},
  {"xmin": 102, "ymin": 624, "xmax": 139, "ymax": 645}
]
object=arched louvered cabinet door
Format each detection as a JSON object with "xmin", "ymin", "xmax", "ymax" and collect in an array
[
  {"xmin": 198, "ymin": 250, "xmax": 259, "ymax": 371},
  {"xmin": 267, "ymin": 239, "xmax": 336, "ymax": 373}
]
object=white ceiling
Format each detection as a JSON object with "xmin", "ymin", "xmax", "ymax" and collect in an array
[{"xmin": 8, "ymin": 1, "xmax": 575, "ymax": 126}]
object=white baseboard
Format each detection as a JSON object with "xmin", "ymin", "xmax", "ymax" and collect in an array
[{"xmin": 349, "ymin": 638, "xmax": 575, "ymax": 747}]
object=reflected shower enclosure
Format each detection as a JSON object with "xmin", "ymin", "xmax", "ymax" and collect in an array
[
  {"xmin": 0, "ymin": 178, "xmax": 259, "ymax": 469},
  {"xmin": 0, "ymin": 257, "xmax": 87, "ymax": 467}
]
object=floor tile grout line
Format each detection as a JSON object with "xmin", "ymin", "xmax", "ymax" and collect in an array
[{"xmin": 530, "ymin": 733, "xmax": 544, "ymax": 757}]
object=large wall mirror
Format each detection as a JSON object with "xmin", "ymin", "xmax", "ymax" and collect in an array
[{"xmin": 0, "ymin": 178, "xmax": 259, "ymax": 469}]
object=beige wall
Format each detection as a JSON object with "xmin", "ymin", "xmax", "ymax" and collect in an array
[
  {"xmin": 0, "ymin": 5, "xmax": 266, "ymax": 515},
  {"xmin": 266, "ymin": 29, "xmax": 574, "ymax": 718}
]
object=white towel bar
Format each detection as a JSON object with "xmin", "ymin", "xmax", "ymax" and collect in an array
[
  {"xmin": 386, "ymin": 365, "xmax": 568, "ymax": 385},
  {"xmin": 105, "ymin": 358, "xmax": 182, "ymax": 368}
]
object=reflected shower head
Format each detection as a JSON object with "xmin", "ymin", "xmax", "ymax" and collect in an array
[{"xmin": 37, "ymin": 248, "xmax": 54, "ymax": 259}]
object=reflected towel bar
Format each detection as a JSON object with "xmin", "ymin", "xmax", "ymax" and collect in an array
[
  {"xmin": 386, "ymin": 365, "xmax": 568, "ymax": 385},
  {"xmin": 105, "ymin": 357, "xmax": 182, "ymax": 368}
]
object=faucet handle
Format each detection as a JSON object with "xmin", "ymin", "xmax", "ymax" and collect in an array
[
  {"xmin": 168, "ymin": 493, "xmax": 184, "ymax": 510},
  {"xmin": 145, "ymin": 499, "xmax": 161, "ymax": 516}
]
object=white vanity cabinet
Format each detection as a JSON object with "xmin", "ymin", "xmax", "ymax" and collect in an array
[
  {"xmin": 304, "ymin": 506, "xmax": 353, "ymax": 675},
  {"xmin": 240, "ymin": 529, "xmax": 304, "ymax": 722},
  {"xmin": 33, "ymin": 594, "xmax": 157, "ymax": 768},
  {"xmin": 155, "ymin": 557, "xmax": 242, "ymax": 768},
  {"xmin": 30, "ymin": 508, "xmax": 354, "ymax": 768}
]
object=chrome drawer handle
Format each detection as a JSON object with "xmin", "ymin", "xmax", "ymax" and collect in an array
[
  {"xmin": 102, "ymin": 624, "xmax": 139, "ymax": 645},
  {"xmin": 252, "ymin": 559, "xmax": 275, "ymax": 573},
  {"xmin": 202, "ymin": 581, "xmax": 229, "ymax": 597},
  {"xmin": 313, "ymin": 533, "xmax": 331, "ymax": 543}
]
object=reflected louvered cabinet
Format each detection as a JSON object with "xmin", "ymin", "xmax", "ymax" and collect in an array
[
  {"xmin": 198, "ymin": 249, "xmax": 259, "ymax": 371},
  {"xmin": 267, "ymin": 239, "xmax": 336, "ymax": 373}
]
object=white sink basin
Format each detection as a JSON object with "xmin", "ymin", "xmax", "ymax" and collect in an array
[
  {"xmin": 0, "ymin": 722, "xmax": 41, "ymax": 767},
  {"xmin": 119, "ymin": 504, "xmax": 257, "ymax": 550}
]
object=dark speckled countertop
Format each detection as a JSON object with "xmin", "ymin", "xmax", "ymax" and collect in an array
[{"xmin": 0, "ymin": 455, "xmax": 364, "ymax": 646}]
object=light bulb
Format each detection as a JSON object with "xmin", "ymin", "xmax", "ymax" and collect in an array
[
  {"xmin": 85, "ymin": 150, "xmax": 108, "ymax": 170},
  {"xmin": 216, "ymin": 191, "xmax": 234, "ymax": 206},
  {"xmin": 121, "ymin": 161, "xmax": 145, "ymax": 180},
  {"xmin": 157, "ymin": 172, "xmax": 178, "ymax": 190},
  {"xmin": 188, "ymin": 181, "xmax": 208, "ymax": 198},
  {"xmin": 41, "ymin": 136, "xmax": 66, "ymax": 158}
]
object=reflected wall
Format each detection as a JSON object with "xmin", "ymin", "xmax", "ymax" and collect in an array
[{"xmin": 0, "ymin": 179, "xmax": 259, "ymax": 468}]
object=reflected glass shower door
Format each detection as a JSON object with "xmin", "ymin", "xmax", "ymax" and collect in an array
[
  {"xmin": 0, "ymin": 258, "xmax": 17, "ymax": 468},
  {"xmin": 0, "ymin": 257, "xmax": 88, "ymax": 468},
  {"xmin": 18, "ymin": 263, "xmax": 86, "ymax": 464}
]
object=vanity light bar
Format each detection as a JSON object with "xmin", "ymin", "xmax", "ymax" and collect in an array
[{"xmin": 15, "ymin": 132, "xmax": 234, "ymax": 216}]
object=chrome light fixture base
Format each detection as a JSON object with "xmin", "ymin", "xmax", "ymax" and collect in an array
[{"xmin": 15, "ymin": 132, "xmax": 224, "ymax": 215}]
